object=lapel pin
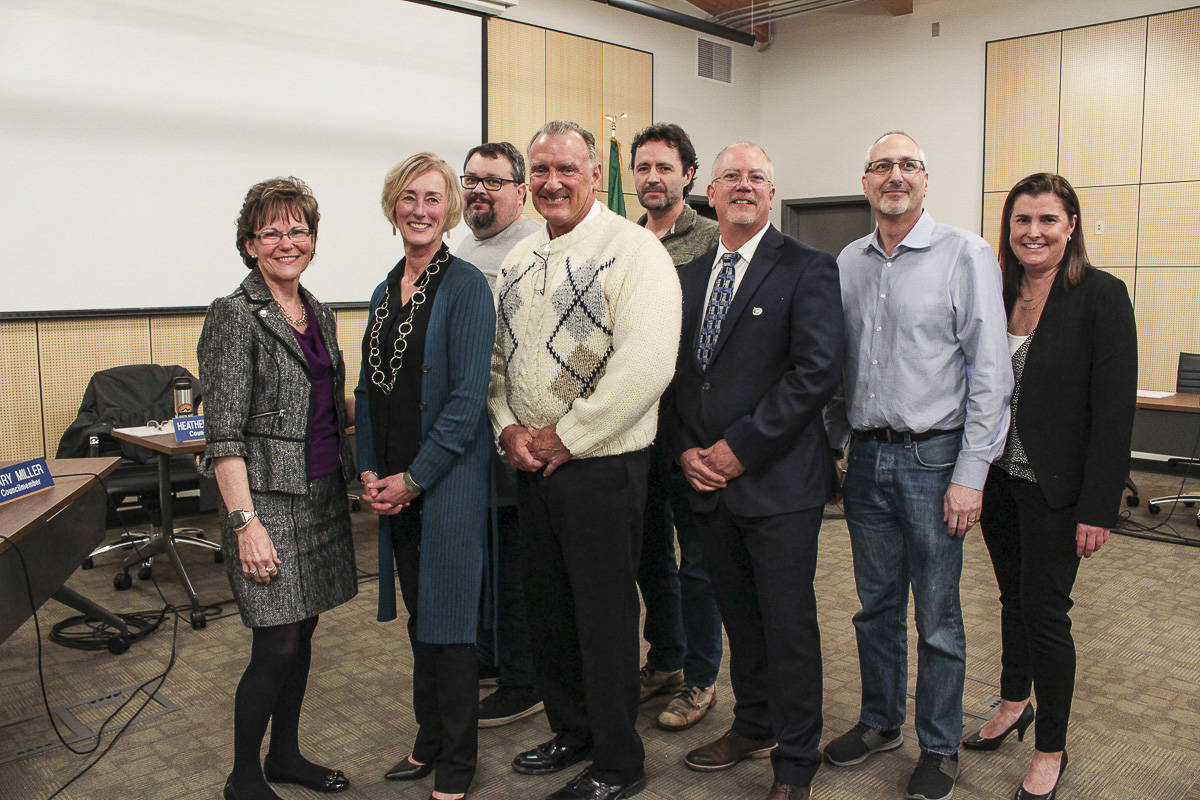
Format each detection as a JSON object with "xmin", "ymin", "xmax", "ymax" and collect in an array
[
  {"xmin": 752, "ymin": 306, "xmax": 763, "ymax": 316},
  {"xmin": 258, "ymin": 308, "xmax": 268, "ymax": 317}
]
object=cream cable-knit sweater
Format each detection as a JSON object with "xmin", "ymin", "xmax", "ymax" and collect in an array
[{"xmin": 488, "ymin": 203, "xmax": 682, "ymax": 459}]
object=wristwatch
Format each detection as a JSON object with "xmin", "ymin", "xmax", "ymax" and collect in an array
[{"xmin": 227, "ymin": 509, "xmax": 258, "ymax": 531}]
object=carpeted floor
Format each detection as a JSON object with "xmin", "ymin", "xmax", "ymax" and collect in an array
[{"xmin": 1, "ymin": 464, "xmax": 1198, "ymax": 800}]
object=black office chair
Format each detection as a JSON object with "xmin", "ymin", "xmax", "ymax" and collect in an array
[
  {"xmin": 1146, "ymin": 352, "xmax": 1200, "ymax": 526},
  {"xmin": 56, "ymin": 364, "xmax": 222, "ymax": 588}
]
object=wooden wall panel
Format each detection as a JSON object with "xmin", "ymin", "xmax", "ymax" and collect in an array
[
  {"xmin": 601, "ymin": 43, "xmax": 653, "ymax": 195},
  {"xmin": 149, "ymin": 313, "xmax": 204, "ymax": 380},
  {"xmin": 486, "ymin": 19, "xmax": 546, "ymax": 152},
  {"xmin": 982, "ymin": 191, "xmax": 1007, "ymax": 256},
  {"xmin": 0, "ymin": 321, "xmax": 45, "ymax": 461},
  {"xmin": 546, "ymin": 31, "xmax": 603, "ymax": 144},
  {"xmin": 334, "ymin": 309, "xmax": 369, "ymax": 367},
  {"xmin": 1059, "ymin": 18, "xmax": 1146, "ymax": 188},
  {"xmin": 1075, "ymin": 185, "xmax": 1139, "ymax": 268},
  {"xmin": 1143, "ymin": 8, "xmax": 1200, "ymax": 184},
  {"xmin": 38, "ymin": 317, "xmax": 150, "ymax": 457},
  {"xmin": 984, "ymin": 33, "xmax": 1060, "ymax": 192},
  {"xmin": 596, "ymin": 193, "xmax": 648, "ymax": 223},
  {"xmin": 1138, "ymin": 182, "xmax": 1200, "ymax": 267},
  {"xmin": 1133, "ymin": 268, "xmax": 1200, "ymax": 391}
]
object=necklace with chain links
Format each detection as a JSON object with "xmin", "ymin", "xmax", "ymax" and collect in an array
[
  {"xmin": 279, "ymin": 301, "xmax": 307, "ymax": 328},
  {"xmin": 368, "ymin": 251, "xmax": 448, "ymax": 394}
]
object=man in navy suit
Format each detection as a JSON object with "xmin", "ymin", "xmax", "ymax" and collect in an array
[{"xmin": 662, "ymin": 141, "xmax": 844, "ymax": 800}]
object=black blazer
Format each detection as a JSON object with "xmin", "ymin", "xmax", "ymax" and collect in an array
[
  {"xmin": 663, "ymin": 225, "xmax": 844, "ymax": 517},
  {"xmin": 1010, "ymin": 267, "xmax": 1137, "ymax": 528}
]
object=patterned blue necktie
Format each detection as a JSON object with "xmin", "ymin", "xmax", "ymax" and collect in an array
[{"xmin": 696, "ymin": 251, "xmax": 738, "ymax": 371}]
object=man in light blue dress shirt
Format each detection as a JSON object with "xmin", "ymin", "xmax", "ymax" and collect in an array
[{"xmin": 823, "ymin": 131, "xmax": 1012, "ymax": 800}]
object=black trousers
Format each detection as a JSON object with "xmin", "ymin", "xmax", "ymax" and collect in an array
[
  {"xmin": 390, "ymin": 506, "xmax": 479, "ymax": 794},
  {"xmin": 980, "ymin": 467, "xmax": 1082, "ymax": 752},
  {"xmin": 517, "ymin": 451, "xmax": 650, "ymax": 785},
  {"xmin": 694, "ymin": 500, "xmax": 824, "ymax": 787}
]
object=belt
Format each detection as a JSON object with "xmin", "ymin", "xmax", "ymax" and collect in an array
[{"xmin": 853, "ymin": 427, "xmax": 962, "ymax": 444}]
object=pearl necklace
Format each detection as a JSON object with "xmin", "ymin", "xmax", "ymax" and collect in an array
[{"xmin": 279, "ymin": 302, "xmax": 307, "ymax": 328}]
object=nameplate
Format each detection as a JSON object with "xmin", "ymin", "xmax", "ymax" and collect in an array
[
  {"xmin": 0, "ymin": 457, "xmax": 55, "ymax": 506},
  {"xmin": 173, "ymin": 415, "xmax": 206, "ymax": 442}
]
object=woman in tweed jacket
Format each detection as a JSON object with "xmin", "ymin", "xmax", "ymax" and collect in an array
[
  {"xmin": 354, "ymin": 153, "xmax": 495, "ymax": 800},
  {"xmin": 199, "ymin": 177, "xmax": 356, "ymax": 800}
]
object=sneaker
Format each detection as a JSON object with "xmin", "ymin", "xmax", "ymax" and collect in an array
[
  {"xmin": 823, "ymin": 721, "xmax": 903, "ymax": 766},
  {"xmin": 656, "ymin": 684, "xmax": 717, "ymax": 731},
  {"xmin": 478, "ymin": 661, "xmax": 500, "ymax": 688},
  {"xmin": 478, "ymin": 685, "xmax": 544, "ymax": 728},
  {"xmin": 638, "ymin": 666, "xmax": 684, "ymax": 702},
  {"xmin": 906, "ymin": 751, "xmax": 958, "ymax": 800}
]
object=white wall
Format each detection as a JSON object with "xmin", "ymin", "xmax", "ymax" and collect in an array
[
  {"xmin": 502, "ymin": 0, "xmax": 763, "ymax": 179},
  {"xmin": 758, "ymin": 0, "xmax": 1197, "ymax": 233}
]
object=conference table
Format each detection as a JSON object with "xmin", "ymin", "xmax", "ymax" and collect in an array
[
  {"xmin": 1132, "ymin": 392, "xmax": 1200, "ymax": 461},
  {"xmin": 0, "ymin": 456, "xmax": 134, "ymax": 653},
  {"xmin": 110, "ymin": 430, "xmax": 215, "ymax": 630}
]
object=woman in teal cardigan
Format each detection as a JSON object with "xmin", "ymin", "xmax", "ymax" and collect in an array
[{"xmin": 354, "ymin": 153, "xmax": 495, "ymax": 800}]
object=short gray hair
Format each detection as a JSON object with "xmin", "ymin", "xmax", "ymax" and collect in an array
[
  {"xmin": 528, "ymin": 120, "xmax": 598, "ymax": 165},
  {"xmin": 865, "ymin": 130, "xmax": 928, "ymax": 170},
  {"xmin": 712, "ymin": 141, "xmax": 774, "ymax": 181}
]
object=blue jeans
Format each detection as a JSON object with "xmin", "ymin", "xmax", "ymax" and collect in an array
[
  {"xmin": 842, "ymin": 432, "xmax": 966, "ymax": 756},
  {"xmin": 637, "ymin": 447, "xmax": 723, "ymax": 687}
]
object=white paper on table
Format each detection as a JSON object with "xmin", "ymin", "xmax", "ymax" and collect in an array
[
  {"xmin": 1136, "ymin": 390, "xmax": 1173, "ymax": 399},
  {"xmin": 113, "ymin": 422, "xmax": 175, "ymax": 437}
]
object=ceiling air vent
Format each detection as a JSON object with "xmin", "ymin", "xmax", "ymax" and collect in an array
[{"xmin": 697, "ymin": 37, "xmax": 732, "ymax": 83}]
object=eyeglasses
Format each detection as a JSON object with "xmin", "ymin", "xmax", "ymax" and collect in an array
[
  {"xmin": 252, "ymin": 228, "xmax": 311, "ymax": 245},
  {"xmin": 461, "ymin": 174, "xmax": 520, "ymax": 191},
  {"xmin": 865, "ymin": 159, "xmax": 925, "ymax": 176},
  {"xmin": 713, "ymin": 170, "xmax": 772, "ymax": 187}
]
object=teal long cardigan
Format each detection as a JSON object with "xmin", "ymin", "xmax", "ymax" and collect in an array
[{"xmin": 354, "ymin": 255, "xmax": 496, "ymax": 644}]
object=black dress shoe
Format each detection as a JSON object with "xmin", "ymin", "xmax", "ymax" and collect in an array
[
  {"xmin": 1014, "ymin": 751, "xmax": 1068, "ymax": 800},
  {"xmin": 546, "ymin": 767, "xmax": 646, "ymax": 800},
  {"xmin": 963, "ymin": 702, "xmax": 1034, "ymax": 751},
  {"xmin": 513, "ymin": 736, "xmax": 592, "ymax": 775},
  {"xmin": 384, "ymin": 755, "xmax": 434, "ymax": 780},
  {"xmin": 262, "ymin": 760, "xmax": 349, "ymax": 793}
]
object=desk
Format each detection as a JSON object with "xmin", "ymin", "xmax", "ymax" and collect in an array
[
  {"xmin": 0, "ymin": 457, "xmax": 134, "ymax": 653},
  {"xmin": 1133, "ymin": 393, "xmax": 1200, "ymax": 461},
  {"xmin": 109, "ymin": 430, "xmax": 215, "ymax": 629}
]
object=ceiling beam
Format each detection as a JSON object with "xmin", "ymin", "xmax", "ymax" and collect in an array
[
  {"xmin": 683, "ymin": 0, "xmax": 770, "ymax": 42},
  {"xmin": 875, "ymin": 0, "xmax": 913, "ymax": 14}
]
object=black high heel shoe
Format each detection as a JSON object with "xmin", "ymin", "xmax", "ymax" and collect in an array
[
  {"xmin": 963, "ymin": 702, "xmax": 1034, "ymax": 751},
  {"xmin": 1014, "ymin": 751, "xmax": 1068, "ymax": 800}
]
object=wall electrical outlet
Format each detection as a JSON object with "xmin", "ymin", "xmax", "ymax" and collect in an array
[{"xmin": 1095, "ymin": 220, "xmax": 1105, "ymax": 235}]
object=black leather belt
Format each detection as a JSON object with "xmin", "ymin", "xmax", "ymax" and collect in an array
[{"xmin": 854, "ymin": 427, "xmax": 962, "ymax": 444}]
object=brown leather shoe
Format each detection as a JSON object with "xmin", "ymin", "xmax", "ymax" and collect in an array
[
  {"xmin": 684, "ymin": 730, "xmax": 777, "ymax": 771},
  {"xmin": 767, "ymin": 781, "xmax": 810, "ymax": 799}
]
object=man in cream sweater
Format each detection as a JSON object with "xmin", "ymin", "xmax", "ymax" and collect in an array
[{"xmin": 489, "ymin": 120, "xmax": 681, "ymax": 800}]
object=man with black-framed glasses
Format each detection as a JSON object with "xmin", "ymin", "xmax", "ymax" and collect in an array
[
  {"xmin": 823, "ymin": 130, "xmax": 1011, "ymax": 800},
  {"xmin": 457, "ymin": 142, "xmax": 542, "ymax": 289}
]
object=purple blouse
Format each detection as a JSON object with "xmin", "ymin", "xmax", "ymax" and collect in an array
[{"xmin": 291, "ymin": 300, "xmax": 341, "ymax": 479}]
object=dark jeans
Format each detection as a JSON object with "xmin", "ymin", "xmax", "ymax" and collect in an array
[
  {"xmin": 637, "ymin": 448, "xmax": 723, "ymax": 687},
  {"xmin": 980, "ymin": 467, "xmax": 1082, "ymax": 753},
  {"xmin": 518, "ymin": 451, "xmax": 649, "ymax": 784},
  {"xmin": 390, "ymin": 506, "xmax": 478, "ymax": 794},
  {"xmin": 694, "ymin": 501, "xmax": 824, "ymax": 787},
  {"xmin": 843, "ymin": 432, "xmax": 965, "ymax": 756},
  {"xmin": 477, "ymin": 504, "xmax": 537, "ymax": 689}
]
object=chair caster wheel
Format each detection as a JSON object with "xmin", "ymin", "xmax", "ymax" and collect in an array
[
  {"xmin": 190, "ymin": 611, "xmax": 207, "ymax": 630},
  {"xmin": 137, "ymin": 565, "xmax": 152, "ymax": 580},
  {"xmin": 214, "ymin": 551, "xmax": 224, "ymax": 564},
  {"xmin": 108, "ymin": 636, "xmax": 131, "ymax": 655},
  {"xmin": 82, "ymin": 558, "xmax": 95, "ymax": 570},
  {"xmin": 1125, "ymin": 495, "xmax": 1139, "ymax": 507},
  {"xmin": 113, "ymin": 572, "xmax": 133, "ymax": 590},
  {"xmin": 1148, "ymin": 504, "xmax": 1161, "ymax": 515}
]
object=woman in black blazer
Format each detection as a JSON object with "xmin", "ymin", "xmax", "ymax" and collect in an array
[{"xmin": 965, "ymin": 173, "xmax": 1136, "ymax": 800}]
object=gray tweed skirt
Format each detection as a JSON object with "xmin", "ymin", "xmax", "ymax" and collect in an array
[{"xmin": 221, "ymin": 472, "xmax": 358, "ymax": 627}]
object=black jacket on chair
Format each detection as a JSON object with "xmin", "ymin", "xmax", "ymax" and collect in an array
[
  {"xmin": 663, "ymin": 225, "xmax": 844, "ymax": 517},
  {"xmin": 1011, "ymin": 267, "xmax": 1137, "ymax": 528}
]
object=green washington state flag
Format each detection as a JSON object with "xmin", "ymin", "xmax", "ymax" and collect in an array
[{"xmin": 607, "ymin": 137, "xmax": 626, "ymax": 216}]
